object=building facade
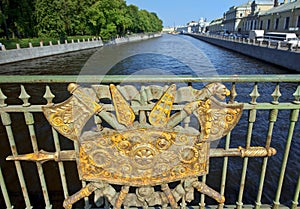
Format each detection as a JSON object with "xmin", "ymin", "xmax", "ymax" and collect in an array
[
  {"xmin": 208, "ymin": 0, "xmax": 300, "ymax": 36},
  {"xmin": 240, "ymin": 0, "xmax": 274, "ymax": 33},
  {"xmin": 207, "ymin": 18, "xmax": 224, "ymax": 33},
  {"xmin": 162, "ymin": 27, "xmax": 175, "ymax": 33},
  {"xmin": 176, "ymin": 19, "xmax": 210, "ymax": 33},
  {"xmin": 223, "ymin": 1, "xmax": 252, "ymax": 33},
  {"xmin": 257, "ymin": 0, "xmax": 300, "ymax": 36}
]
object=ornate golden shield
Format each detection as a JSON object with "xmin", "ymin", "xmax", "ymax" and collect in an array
[{"xmin": 41, "ymin": 82, "xmax": 244, "ymax": 209}]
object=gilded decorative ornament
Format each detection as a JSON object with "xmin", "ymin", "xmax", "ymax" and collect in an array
[
  {"xmin": 45, "ymin": 83, "xmax": 243, "ymax": 208},
  {"xmin": 6, "ymin": 82, "xmax": 278, "ymax": 209}
]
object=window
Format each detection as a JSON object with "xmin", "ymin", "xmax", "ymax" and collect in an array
[
  {"xmin": 274, "ymin": 18, "xmax": 279, "ymax": 30},
  {"xmin": 260, "ymin": 20, "xmax": 263, "ymax": 30},
  {"xmin": 240, "ymin": 13, "xmax": 243, "ymax": 17},
  {"xmin": 267, "ymin": 19, "xmax": 270, "ymax": 30},
  {"xmin": 284, "ymin": 17, "xmax": 290, "ymax": 30},
  {"xmin": 297, "ymin": 16, "xmax": 300, "ymax": 28},
  {"xmin": 254, "ymin": 20, "xmax": 257, "ymax": 29}
]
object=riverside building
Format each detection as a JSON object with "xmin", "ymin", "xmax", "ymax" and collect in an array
[{"xmin": 208, "ymin": 0, "xmax": 300, "ymax": 36}]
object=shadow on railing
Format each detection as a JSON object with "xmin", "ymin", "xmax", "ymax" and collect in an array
[{"xmin": 0, "ymin": 75, "xmax": 299, "ymax": 209}]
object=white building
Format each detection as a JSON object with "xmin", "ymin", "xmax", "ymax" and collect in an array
[
  {"xmin": 208, "ymin": 18, "xmax": 224, "ymax": 33},
  {"xmin": 162, "ymin": 27, "xmax": 175, "ymax": 33},
  {"xmin": 176, "ymin": 19, "xmax": 210, "ymax": 33}
]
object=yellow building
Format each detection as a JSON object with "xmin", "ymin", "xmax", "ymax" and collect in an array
[
  {"xmin": 238, "ymin": 0, "xmax": 274, "ymax": 33},
  {"xmin": 209, "ymin": 0, "xmax": 300, "ymax": 36},
  {"xmin": 240, "ymin": 0, "xmax": 300, "ymax": 36},
  {"xmin": 259, "ymin": 0, "xmax": 300, "ymax": 35}
]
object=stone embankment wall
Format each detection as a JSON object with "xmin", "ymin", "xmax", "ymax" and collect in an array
[
  {"xmin": 187, "ymin": 34, "xmax": 300, "ymax": 72},
  {"xmin": 0, "ymin": 33, "xmax": 161, "ymax": 65},
  {"xmin": 0, "ymin": 39, "xmax": 103, "ymax": 65},
  {"xmin": 109, "ymin": 33, "xmax": 161, "ymax": 45}
]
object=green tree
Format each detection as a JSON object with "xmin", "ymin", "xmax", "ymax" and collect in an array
[
  {"xmin": 69, "ymin": 0, "xmax": 99, "ymax": 36},
  {"xmin": 112, "ymin": 0, "xmax": 132, "ymax": 36},
  {"xmin": 0, "ymin": 0, "xmax": 36, "ymax": 39},
  {"xmin": 0, "ymin": 0, "xmax": 9, "ymax": 39},
  {"xmin": 99, "ymin": 0, "xmax": 126, "ymax": 38},
  {"xmin": 87, "ymin": 0, "xmax": 132, "ymax": 39},
  {"xmin": 138, "ymin": 10, "xmax": 151, "ymax": 33},
  {"xmin": 0, "ymin": 0, "xmax": 163, "ymax": 40},
  {"xmin": 100, "ymin": 23, "xmax": 117, "ymax": 40},
  {"xmin": 149, "ymin": 12, "xmax": 163, "ymax": 32},
  {"xmin": 35, "ymin": 0, "xmax": 66, "ymax": 38},
  {"xmin": 127, "ymin": 5, "xmax": 139, "ymax": 33}
]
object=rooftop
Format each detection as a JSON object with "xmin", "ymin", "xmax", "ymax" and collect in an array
[{"xmin": 259, "ymin": 0, "xmax": 300, "ymax": 15}]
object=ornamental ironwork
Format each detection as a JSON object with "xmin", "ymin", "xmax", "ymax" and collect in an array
[{"xmin": 7, "ymin": 82, "xmax": 277, "ymax": 209}]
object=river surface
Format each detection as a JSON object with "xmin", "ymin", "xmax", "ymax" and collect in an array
[
  {"xmin": 0, "ymin": 34, "xmax": 299, "ymax": 208},
  {"xmin": 0, "ymin": 34, "xmax": 294, "ymax": 76}
]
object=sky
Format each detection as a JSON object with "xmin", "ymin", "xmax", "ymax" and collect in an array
[{"xmin": 126, "ymin": 0, "xmax": 252, "ymax": 27}]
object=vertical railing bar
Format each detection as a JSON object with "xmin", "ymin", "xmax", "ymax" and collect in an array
[
  {"xmin": 82, "ymin": 181, "xmax": 91, "ymax": 209},
  {"xmin": 0, "ymin": 112, "xmax": 32, "ymax": 209},
  {"xmin": 291, "ymin": 174, "xmax": 300, "ymax": 209},
  {"xmin": 0, "ymin": 165, "xmax": 13, "ymax": 209},
  {"xmin": 255, "ymin": 109, "xmax": 278, "ymax": 209},
  {"xmin": 51, "ymin": 128, "xmax": 69, "ymax": 199},
  {"xmin": 44, "ymin": 85, "xmax": 69, "ymax": 199},
  {"xmin": 216, "ymin": 82, "xmax": 236, "ymax": 209},
  {"xmin": 180, "ymin": 180, "xmax": 187, "ymax": 209},
  {"xmin": 198, "ymin": 81, "xmax": 207, "ymax": 209},
  {"xmin": 20, "ymin": 85, "xmax": 51, "ymax": 209},
  {"xmin": 236, "ymin": 83, "xmax": 259, "ymax": 209},
  {"xmin": 237, "ymin": 156, "xmax": 249, "ymax": 209},
  {"xmin": 73, "ymin": 141, "xmax": 91, "ymax": 209},
  {"xmin": 218, "ymin": 132, "xmax": 231, "ymax": 209},
  {"xmin": 236, "ymin": 109, "xmax": 256, "ymax": 209},
  {"xmin": 25, "ymin": 112, "xmax": 52, "ymax": 209},
  {"xmin": 200, "ymin": 175, "xmax": 206, "ymax": 209},
  {"xmin": 139, "ymin": 85, "xmax": 147, "ymax": 126},
  {"xmin": 272, "ymin": 109, "xmax": 299, "ymax": 209}
]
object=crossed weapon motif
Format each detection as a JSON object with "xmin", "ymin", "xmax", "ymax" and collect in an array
[{"xmin": 7, "ymin": 82, "xmax": 276, "ymax": 209}]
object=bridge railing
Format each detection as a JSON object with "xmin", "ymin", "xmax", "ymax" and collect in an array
[
  {"xmin": 0, "ymin": 75, "xmax": 299, "ymax": 209},
  {"xmin": 206, "ymin": 33, "xmax": 299, "ymax": 51}
]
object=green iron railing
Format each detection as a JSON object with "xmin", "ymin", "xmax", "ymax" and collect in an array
[{"xmin": 0, "ymin": 75, "xmax": 299, "ymax": 209}]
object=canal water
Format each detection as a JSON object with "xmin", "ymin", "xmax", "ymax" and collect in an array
[
  {"xmin": 0, "ymin": 34, "xmax": 298, "ymax": 208},
  {"xmin": 0, "ymin": 34, "xmax": 293, "ymax": 76}
]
